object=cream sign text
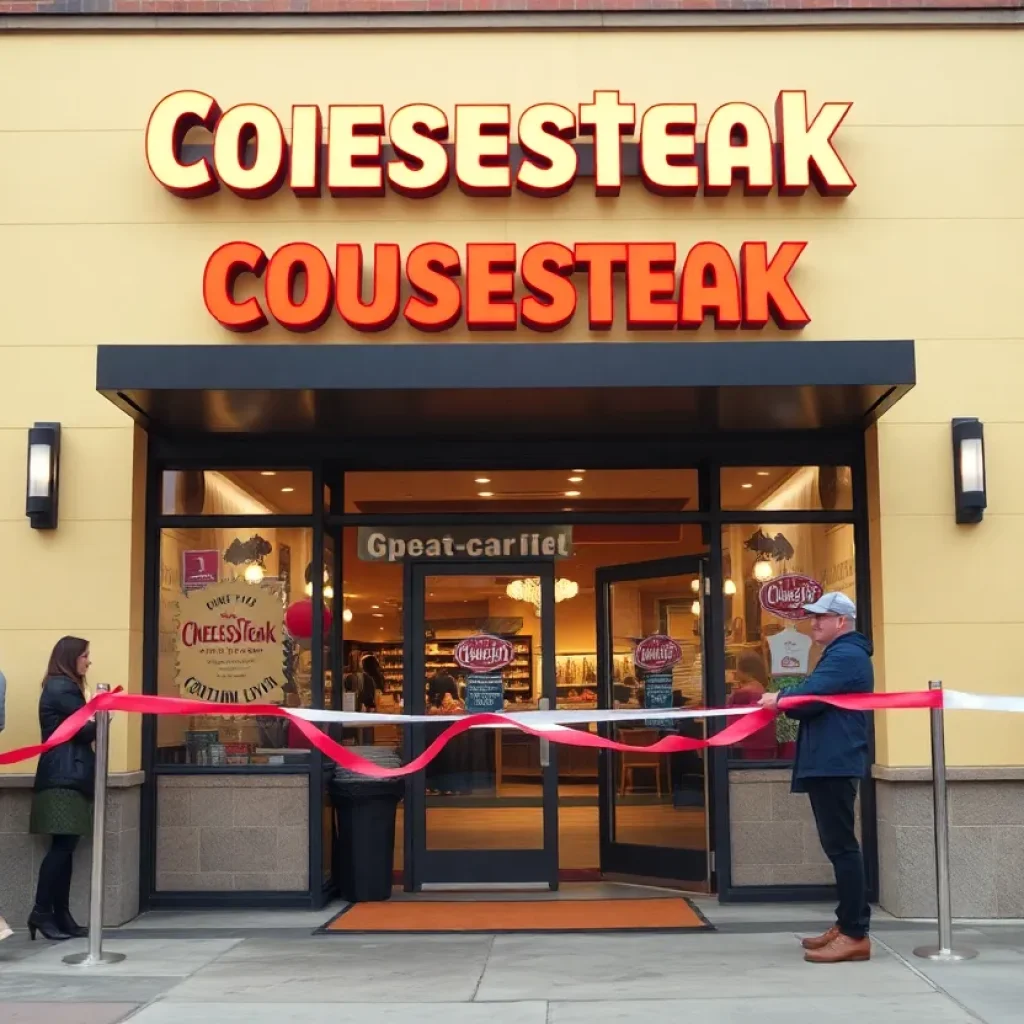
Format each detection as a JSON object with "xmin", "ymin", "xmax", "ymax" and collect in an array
[{"xmin": 146, "ymin": 90, "xmax": 855, "ymax": 335}]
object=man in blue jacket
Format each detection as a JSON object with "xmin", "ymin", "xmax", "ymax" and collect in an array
[{"xmin": 758, "ymin": 592, "xmax": 873, "ymax": 964}]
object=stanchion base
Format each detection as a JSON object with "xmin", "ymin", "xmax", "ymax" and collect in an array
[
  {"xmin": 912, "ymin": 944, "xmax": 978, "ymax": 962},
  {"xmin": 62, "ymin": 951, "xmax": 127, "ymax": 967}
]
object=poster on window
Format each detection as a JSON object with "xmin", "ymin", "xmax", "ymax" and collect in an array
[
  {"xmin": 174, "ymin": 579, "xmax": 285, "ymax": 704},
  {"xmin": 634, "ymin": 634, "xmax": 682, "ymax": 728},
  {"xmin": 456, "ymin": 634, "xmax": 513, "ymax": 713}
]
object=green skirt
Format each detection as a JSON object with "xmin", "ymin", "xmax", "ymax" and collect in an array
[{"xmin": 29, "ymin": 788, "xmax": 93, "ymax": 837}]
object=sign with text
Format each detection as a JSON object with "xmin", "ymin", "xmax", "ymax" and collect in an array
[
  {"xmin": 759, "ymin": 573, "xmax": 824, "ymax": 621},
  {"xmin": 146, "ymin": 90, "xmax": 857, "ymax": 336},
  {"xmin": 635, "ymin": 634, "xmax": 683, "ymax": 728},
  {"xmin": 182, "ymin": 549, "xmax": 219, "ymax": 591},
  {"xmin": 174, "ymin": 579, "xmax": 285, "ymax": 704},
  {"xmin": 358, "ymin": 526, "xmax": 573, "ymax": 562},
  {"xmin": 456, "ymin": 635, "xmax": 514, "ymax": 714}
]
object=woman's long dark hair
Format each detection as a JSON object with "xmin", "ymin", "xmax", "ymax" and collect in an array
[{"xmin": 43, "ymin": 635, "xmax": 90, "ymax": 690}]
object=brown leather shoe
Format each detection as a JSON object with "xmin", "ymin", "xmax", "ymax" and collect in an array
[
  {"xmin": 801, "ymin": 924, "xmax": 839, "ymax": 951},
  {"xmin": 804, "ymin": 933, "xmax": 871, "ymax": 963}
]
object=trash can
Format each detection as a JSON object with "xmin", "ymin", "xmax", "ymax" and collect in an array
[{"xmin": 329, "ymin": 747, "xmax": 404, "ymax": 903}]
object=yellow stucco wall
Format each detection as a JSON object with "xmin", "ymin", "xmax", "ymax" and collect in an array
[{"xmin": 0, "ymin": 27, "xmax": 1022, "ymax": 770}]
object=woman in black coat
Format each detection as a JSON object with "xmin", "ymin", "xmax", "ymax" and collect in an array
[{"xmin": 28, "ymin": 636, "xmax": 95, "ymax": 941}]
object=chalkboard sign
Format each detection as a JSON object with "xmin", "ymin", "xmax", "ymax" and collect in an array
[{"xmin": 465, "ymin": 673, "xmax": 505, "ymax": 713}]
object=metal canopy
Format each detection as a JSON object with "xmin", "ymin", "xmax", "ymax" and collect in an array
[{"xmin": 96, "ymin": 341, "xmax": 914, "ymax": 437}]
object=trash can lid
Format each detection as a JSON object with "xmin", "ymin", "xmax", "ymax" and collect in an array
[{"xmin": 333, "ymin": 745, "xmax": 402, "ymax": 782}]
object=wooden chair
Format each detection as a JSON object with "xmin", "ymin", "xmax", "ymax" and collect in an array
[{"xmin": 619, "ymin": 729, "xmax": 663, "ymax": 796}]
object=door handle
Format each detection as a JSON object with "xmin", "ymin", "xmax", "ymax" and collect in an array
[{"xmin": 539, "ymin": 697, "xmax": 551, "ymax": 767}]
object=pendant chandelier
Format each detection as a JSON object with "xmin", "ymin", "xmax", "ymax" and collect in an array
[{"xmin": 506, "ymin": 577, "xmax": 579, "ymax": 612}]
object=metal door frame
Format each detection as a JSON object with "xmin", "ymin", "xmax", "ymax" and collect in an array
[
  {"xmin": 404, "ymin": 559, "xmax": 559, "ymax": 889},
  {"xmin": 596, "ymin": 554, "xmax": 711, "ymax": 887}
]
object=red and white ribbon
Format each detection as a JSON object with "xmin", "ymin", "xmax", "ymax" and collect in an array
[{"xmin": 0, "ymin": 688, "xmax": 1020, "ymax": 778}]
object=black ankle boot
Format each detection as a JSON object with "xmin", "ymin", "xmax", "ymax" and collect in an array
[
  {"xmin": 27, "ymin": 909, "xmax": 71, "ymax": 942},
  {"xmin": 54, "ymin": 908, "xmax": 88, "ymax": 938}
]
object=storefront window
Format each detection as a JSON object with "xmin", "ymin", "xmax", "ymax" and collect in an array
[
  {"xmin": 721, "ymin": 466, "xmax": 852, "ymax": 511},
  {"xmin": 161, "ymin": 469, "xmax": 313, "ymax": 515},
  {"xmin": 721, "ymin": 521, "xmax": 857, "ymax": 762},
  {"xmin": 156, "ymin": 526, "xmax": 315, "ymax": 766},
  {"xmin": 343, "ymin": 469, "xmax": 700, "ymax": 514}
]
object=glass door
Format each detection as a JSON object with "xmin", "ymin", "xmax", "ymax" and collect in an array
[
  {"xmin": 405, "ymin": 561, "xmax": 559, "ymax": 888},
  {"xmin": 596, "ymin": 556, "xmax": 711, "ymax": 889}
]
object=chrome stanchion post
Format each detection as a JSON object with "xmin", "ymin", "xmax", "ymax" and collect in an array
[
  {"xmin": 64, "ymin": 684, "xmax": 126, "ymax": 967},
  {"xmin": 913, "ymin": 680, "xmax": 978, "ymax": 962}
]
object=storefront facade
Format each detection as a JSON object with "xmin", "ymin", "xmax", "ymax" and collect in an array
[{"xmin": 2, "ymin": 11, "xmax": 1023, "ymax": 924}]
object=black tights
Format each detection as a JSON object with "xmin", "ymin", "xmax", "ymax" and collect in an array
[{"xmin": 34, "ymin": 834, "xmax": 80, "ymax": 914}]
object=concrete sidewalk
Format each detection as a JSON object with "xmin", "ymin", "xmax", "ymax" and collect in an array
[{"xmin": 1, "ymin": 890, "xmax": 1022, "ymax": 1024}]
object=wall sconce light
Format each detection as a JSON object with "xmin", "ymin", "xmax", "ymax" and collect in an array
[
  {"xmin": 952, "ymin": 417, "xmax": 986, "ymax": 524},
  {"xmin": 26, "ymin": 422, "xmax": 61, "ymax": 530}
]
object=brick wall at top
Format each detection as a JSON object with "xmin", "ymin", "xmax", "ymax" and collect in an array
[{"xmin": 2, "ymin": 0, "xmax": 1022, "ymax": 16}]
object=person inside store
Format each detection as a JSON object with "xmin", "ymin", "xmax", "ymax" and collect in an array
[
  {"xmin": 757, "ymin": 592, "xmax": 873, "ymax": 964},
  {"xmin": 339, "ymin": 650, "xmax": 385, "ymax": 745},
  {"xmin": 28, "ymin": 636, "xmax": 95, "ymax": 942},
  {"xmin": 0, "ymin": 661, "xmax": 11, "ymax": 942},
  {"xmin": 425, "ymin": 671, "xmax": 469, "ymax": 796},
  {"xmin": 727, "ymin": 653, "xmax": 780, "ymax": 759}
]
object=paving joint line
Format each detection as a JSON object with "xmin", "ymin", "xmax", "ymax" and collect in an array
[
  {"xmin": 470, "ymin": 934, "xmax": 496, "ymax": 1002},
  {"xmin": 871, "ymin": 933, "xmax": 989, "ymax": 1024}
]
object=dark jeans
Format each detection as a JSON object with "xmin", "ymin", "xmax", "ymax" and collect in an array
[
  {"xmin": 805, "ymin": 777, "xmax": 870, "ymax": 939},
  {"xmin": 34, "ymin": 833, "xmax": 80, "ymax": 914}
]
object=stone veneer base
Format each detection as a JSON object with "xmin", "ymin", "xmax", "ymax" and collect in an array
[
  {"xmin": 0, "ymin": 772, "xmax": 143, "ymax": 927},
  {"xmin": 874, "ymin": 765, "xmax": 1024, "ymax": 919}
]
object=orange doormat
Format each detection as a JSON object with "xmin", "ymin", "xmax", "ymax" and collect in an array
[{"xmin": 320, "ymin": 897, "xmax": 711, "ymax": 934}]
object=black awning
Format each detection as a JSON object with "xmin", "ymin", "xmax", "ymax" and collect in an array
[{"xmin": 97, "ymin": 340, "xmax": 914, "ymax": 437}]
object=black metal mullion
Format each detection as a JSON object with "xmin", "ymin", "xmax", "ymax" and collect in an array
[
  {"xmin": 156, "ymin": 515, "xmax": 314, "ymax": 530},
  {"xmin": 540, "ymin": 562, "xmax": 559, "ymax": 890},
  {"xmin": 139, "ymin": 432, "xmax": 163, "ymax": 913},
  {"xmin": 308, "ymin": 464, "xmax": 325, "ymax": 906}
]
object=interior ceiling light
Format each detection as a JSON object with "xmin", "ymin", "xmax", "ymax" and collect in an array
[
  {"xmin": 753, "ymin": 559, "xmax": 774, "ymax": 582},
  {"xmin": 260, "ymin": 471, "xmax": 276, "ymax": 477},
  {"xmin": 281, "ymin": 487, "xmax": 295, "ymax": 493},
  {"xmin": 478, "ymin": 491, "xmax": 494, "ymax": 497},
  {"xmin": 757, "ymin": 471, "xmax": 771, "ymax": 477},
  {"xmin": 572, "ymin": 469, "xmax": 586, "ymax": 473},
  {"xmin": 690, "ymin": 578, "xmax": 700, "ymax": 593},
  {"xmin": 568, "ymin": 476, "xmax": 584, "ymax": 483},
  {"xmin": 565, "ymin": 490, "xmax": 581, "ymax": 497},
  {"xmin": 372, "ymin": 612, "xmax": 384, "ymax": 618},
  {"xmin": 342, "ymin": 608, "xmax": 353, "ymax": 623},
  {"xmin": 475, "ymin": 477, "xmax": 491, "ymax": 484},
  {"xmin": 506, "ymin": 577, "xmax": 579, "ymax": 612},
  {"xmin": 741, "ymin": 483, "xmax": 753, "ymax": 489}
]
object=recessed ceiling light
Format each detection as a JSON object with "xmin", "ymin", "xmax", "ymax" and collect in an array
[
  {"xmin": 371, "ymin": 604, "xmax": 380, "ymax": 609},
  {"xmin": 281, "ymin": 487, "xmax": 295, "ymax": 493},
  {"xmin": 562, "ymin": 507, "xmax": 573, "ymax": 512},
  {"xmin": 741, "ymin": 483, "xmax": 753, "ymax": 489},
  {"xmin": 478, "ymin": 491, "xmax": 494, "ymax": 498},
  {"xmin": 379, "ymin": 626, "xmax": 384, "ymax": 631},
  {"xmin": 260, "ymin": 471, "xmax": 276, "ymax": 477},
  {"xmin": 372, "ymin": 612, "xmax": 384, "ymax": 618},
  {"xmin": 757, "ymin": 470, "xmax": 771, "ymax": 477},
  {"xmin": 568, "ymin": 476, "xmax": 584, "ymax": 483},
  {"xmin": 572, "ymin": 469, "xmax": 586, "ymax": 473},
  {"xmin": 565, "ymin": 490, "xmax": 581, "ymax": 497},
  {"xmin": 475, "ymin": 477, "xmax": 491, "ymax": 484}
]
